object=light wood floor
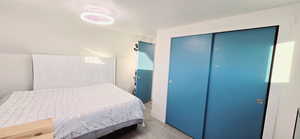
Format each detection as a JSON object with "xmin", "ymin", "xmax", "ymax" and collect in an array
[{"xmin": 101, "ymin": 102, "xmax": 191, "ymax": 139}]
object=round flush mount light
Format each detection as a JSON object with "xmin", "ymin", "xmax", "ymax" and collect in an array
[
  {"xmin": 80, "ymin": 12, "xmax": 114, "ymax": 25},
  {"xmin": 80, "ymin": 5, "xmax": 114, "ymax": 25}
]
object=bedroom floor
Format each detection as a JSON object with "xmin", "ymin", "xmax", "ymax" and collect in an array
[{"xmin": 100, "ymin": 102, "xmax": 191, "ymax": 139}]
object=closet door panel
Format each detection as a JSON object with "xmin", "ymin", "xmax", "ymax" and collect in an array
[
  {"xmin": 204, "ymin": 27, "xmax": 277, "ymax": 139},
  {"xmin": 166, "ymin": 34, "xmax": 213, "ymax": 139}
]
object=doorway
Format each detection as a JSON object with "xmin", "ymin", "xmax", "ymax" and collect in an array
[{"xmin": 135, "ymin": 41, "xmax": 155, "ymax": 103}]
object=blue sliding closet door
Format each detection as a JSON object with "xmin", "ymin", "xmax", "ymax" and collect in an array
[
  {"xmin": 167, "ymin": 34, "xmax": 213, "ymax": 139},
  {"xmin": 204, "ymin": 27, "xmax": 277, "ymax": 139}
]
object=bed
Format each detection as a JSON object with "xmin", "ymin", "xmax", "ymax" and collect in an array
[
  {"xmin": 0, "ymin": 83, "xmax": 144, "ymax": 139},
  {"xmin": 0, "ymin": 54, "xmax": 144, "ymax": 139}
]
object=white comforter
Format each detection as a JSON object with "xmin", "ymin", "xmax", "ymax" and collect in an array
[{"xmin": 0, "ymin": 84, "xmax": 144, "ymax": 139}]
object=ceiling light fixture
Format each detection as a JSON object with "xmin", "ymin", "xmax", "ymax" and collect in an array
[
  {"xmin": 80, "ymin": 12, "xmax": 114, "ymax": 25},
  {"xmin": 80, "ymin": 5, "xmax": 114, "ymax": 25}
]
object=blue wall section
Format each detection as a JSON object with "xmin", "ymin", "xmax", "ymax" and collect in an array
[
  {"xmin": 166, "ymin": 34, "xmax": 213, "ymax": 139},
  {"xmin": 204, "ymin": 27, "xmax": 277, "ymax": 139},
  {"xmin": 136, "ymin": 41, "xmax": 155, "ymax": 103}
]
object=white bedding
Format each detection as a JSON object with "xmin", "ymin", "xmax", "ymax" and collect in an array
[{"xmin": 0, "ymin": 84, "xmax": 144, "ymax": 139}]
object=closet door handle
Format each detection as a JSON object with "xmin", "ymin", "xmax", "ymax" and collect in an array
[{"xmin": 256, "ymin": 99, "xmax": 264, "ymax": 104}]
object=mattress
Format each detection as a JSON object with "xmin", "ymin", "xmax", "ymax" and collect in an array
[{"xmin": 0, "ymin": 83, "xmax": 144, "ymax": 139}]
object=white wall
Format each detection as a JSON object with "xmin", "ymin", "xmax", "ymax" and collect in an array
[
  {"xmin": 0, "ymin": 4, "xmax": 153, "ymax": 93},
  {"xmin": 152, "ymin": 4, "xmax": 300, "ymax": 139}
]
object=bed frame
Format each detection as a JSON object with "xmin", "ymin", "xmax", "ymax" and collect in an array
[
  {"xmin": 76, "ymin": 119, "xmax": 143, "ymax": 139},
  {"xmin": 0, "ymin": 54, "xmax": 141, "ymax": 139}
]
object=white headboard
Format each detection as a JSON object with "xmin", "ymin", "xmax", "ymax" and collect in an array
[
  {"xmin": 0, "ymin": 54, "xmax": 33, "ymax": 94},
  {"xmin": 32, "ymin": 55, "xmax": 116, "ymax": 90}
]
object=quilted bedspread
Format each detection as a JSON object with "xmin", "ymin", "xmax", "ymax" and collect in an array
[{"xmin": 0, "ymin": 84, "xmax": 144, "ymax": 139}]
